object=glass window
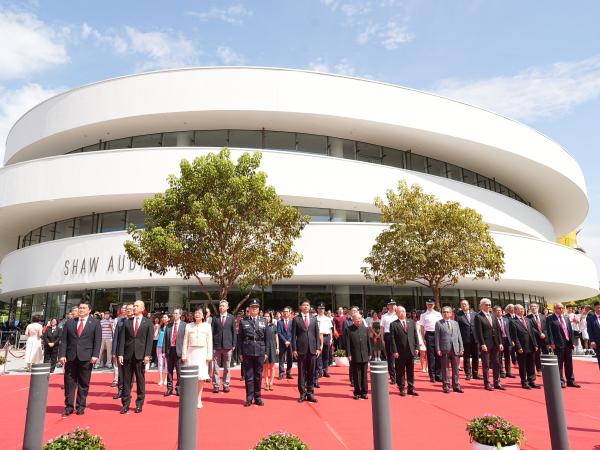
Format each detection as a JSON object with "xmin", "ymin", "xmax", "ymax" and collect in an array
[
  {"xmin": 264, "ymin": 131, "xmax": 296, "ymax": 150},
  {"xmin": 365, "ymin": 285, "xmax": 392, "ymax": 314},
  {"xmin": 476, "ymin": 174, "xmax": 489, "ymax": 189},
  {"xmin": 18, "ymin": 296, "xmax": 33, "ymax": 324},
  {"xmin": 296, "ymin": 133, "xmax": 327, "ymax": 154},
  {"xmin": 298, "ymin": 207, "xmax": 330, "ymax": 222},
  {"xmin": 66, "ymin": 291, "xmax": 86, "ymax": 316},
  {"xmin": 100, "ymin": 211, "xmax": 126, "ymax": 232},
  {"xmin": 163, "ymin": 131, "xmax": 194, "ymax": 147},
  {"xmin": 55, "ymin": 219, "xmax": 75, "ymax": 240},
  {"xmin": 40, "ymin": 223, "xmax": 56, "ymax": 243},
  {"xmin": 228, "ymin": 130, "xmax": 262, "ymax": 149},
  {"xmin": 73, "ymin": 215, "xmax": 94, "ymax": 237},
  {"xmin": 126, "ymin": 210, "xmax": 146, "ymax": 229},
  {"xmin": 105, "ymin": 137, "xmax": 132, "ymax": 150},
  {"xmin": 356, "ymin": 142, "xmax": 382, "ymax": 164},
  {"xmin": 299, "ymin": 285, "xmax": 332, "ymax": 309},
  {"xmin": 408, "ymin": 153, "xmax": 426, "ymax": 173},
  {"xmin": 82, "ymin": 143, "xmax": 101, "ymax": 152},
  {"xmin": 132, "ymin": 133, "xmax": 162, "ymax": 148},
  {"xmin": 382, "ymin": 147, "xmax": 405, "ymax": 168},
  {"xmin": 93, "ymin": 289, "xmax": 120, "ymax": 314},
  {"xmin": 499, "ymin": 184, "xmax": 509, "ymax": 196},
  {"xmin": 263, "ymin": 285, "xmax": 298, "ymax": 311},
  {"xmin": 30, "ymin": 228, "xmax": 41, "ymax": 245},
  {"xmin": 330, "ymin": 209, "xmax": 359, "ymax": 222},
  {"xmin": 328, "ymin": 137, "xmax": 355, "ymax": 159},
  {"xmin": 194, "ymin": 130, "xmax": 228, "ymax": 147},
  {"xmin": 21, "ymin": 232, "xmax": 31, "ymax": 247},
  {"xmin": 360, "ymin": 212, "xmax": 382, "ymax": 222},
  {"xmin": 392, "ymin": 286, "xmax": 416, "ymax": 311},
  {"xmin": 46, "ymin": 292, "xmax": 66, "ymax": 321},
  {"xmin": 446, "ymin": 164, "xmax": 462, "ymax": 181},
  {"xmin": 32, "ymin": 293, "xmax": 46, "ymax": 319},
  {"xmin": 462, "ymin": 169, "xmax": 477, "ymax": 185},
  {"xmin": 426, "ymin": 157, "xmax": 446, "ymax": 177}
]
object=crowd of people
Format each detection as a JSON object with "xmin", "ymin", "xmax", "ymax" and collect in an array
[{"xmin": 16, "ymin": 296, "xmax": 600, "ymax": 417}]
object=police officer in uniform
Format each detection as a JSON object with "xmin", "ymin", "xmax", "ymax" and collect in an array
[{"xmin": 239, "ymin": 298, "xmax": 268, "ymax": 407}]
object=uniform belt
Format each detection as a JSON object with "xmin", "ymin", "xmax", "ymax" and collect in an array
[
  {"xmin": 245, "ymin": 337, "xmax": 261, "ymax": 341},
  {"xmin": 384, "ymin": 332, "xmax": 391, "ymax": 334},
  {"xmin": 425, "ymin": 331, "xmax": 435, "ymax": 335}
]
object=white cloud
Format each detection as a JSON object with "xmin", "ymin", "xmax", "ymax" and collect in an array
[
  {"xmin": 81, "ymin": 23, "xmax": 128, "ymax": 54},
  {"xmin": 216, "ymin": 46, "xmax": 245, "ymax": 65},
  {"xmin": 308, "ymin": 58, "xmax": 357, "ymax": 76},
  {"xmin": 432, "ymin": 56, "xmax": 600, "ymax": 122},
  {"xmin": 0, "ymin": 83, "xmax": 60, "ymax": 166},
  {"xmin": 186, "ymin": 4, "xmax": 252, "ymax": 25},
  {"xmin": 357, "ymin": 20, "xmax": 414, "ymax": 49},
  {"xmin": 0, "ymin": 10, "xmax": 69, "ymax": 80}
]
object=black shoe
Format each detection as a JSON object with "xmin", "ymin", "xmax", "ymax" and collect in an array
[
  {"xmin": 429, "ymin": 378, "xmax": 435, "ymax": 383},
  {"xmin": 561, "ymin": 382, "xmax": 566, "ymax": 389},
  {"xmin": 113, "ymin": 390, "xmax": 122, "ymax": 399},
  {"xmin": 521, "ymin": 384, "xmax": 531, "ymax": 390},
  {"xmin": 485, "ymin": 384, "xmax": 494, "ymax": 391},
  {"xmin": 135, "ymin": 406, "xmax": 142, "ymax": 414},
  {"xmin": 278, "ymin": 374, "xmax": 284, "ymax": 380},
  {"xmin": 323, "ymin": 373, "xmax": 331, "ymax": 378},
  {"xmin": 164, "ymin": 389, "xmax": 173, "ymax": 397},
  {"xmin": 472, "ymin": 374, "xmax": 481, "ymax": 380},
  {"xmin": 75, "ymin": 407, "xmax": 85, "ymax": 415},
  {"xmin": 298, "ymin": 394, "xmax": 306, "ymax": 403},
  {"xmin": 307, "ymin": 394, "xmax": 318, "ymax": 403},
  {"xmin": 435, "ymin": 377, "xmax": 443, "ymax": 382},
  {"xmin": 353, "ymin": 394, "xmax": 360, "ymax": 400},
  {"xmin": 286, "ymin": 374, "xmax": 293, "ymax": 379},
  {"xmin": 360, "ymin": 394, "xmax": 368, "ymax": 400},
  {"xmin": 494, "ymin": 384, "xmax": 506, "ymax": 391},
  {"xmin": 408, "ymin": 389, "xmax": 419, "ymax": 396},
  {"xmin": 506, "ymin": 373, "xmax": 516, "ymax": 378},
  {"xmin": 61, "ymin": 407, "xmax": 74, "ymax": 417},
  {"xmin": 567, "ymin": 382, "xmax": 581, "ymax": 388},
  {"xmin": 255, "ymin": 399, "xmax": 264, "ymax": 406},
  {"xmin": 223, "ymin": 386, "xmax": 230, "ymax": 393},
  {"xmin": 453, "ymin": 387, "xmax": 464, "ymax": 393},
  {"xmin": 443, "ymin": 386, "xmax": 450, "ymax": 393},
  {"xmin": 465, "ymin": 375, "xmax": 471, "ymax": 380},
  {"xmin": 120, "ymin": 406, "xmax": 129, "ymax": 414},
  {"xmin": 500, "ymin": 373, "xmax": 506, "ymax": 378},
  {"xmin": 244, "ymin": 400, "xmax": 252, "ymax": 407},
  {"xmin": 399, "ymin": 390, "xmax": 406, "ymax": 397},
  {"xmin": 213, "ymin": 387, "xmax": 219, "ymax": 393},
  {"xmin": 529, "ymin": 383, "xmax": 541, "ymax": 389},
  {"xmin": 314, "ymin": 383, "xmax": 320, "ymax": 388}
]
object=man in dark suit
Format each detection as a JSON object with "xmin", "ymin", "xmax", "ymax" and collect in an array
[
  {"xmin": 163, "ymin": 308, "xmax": 186, "ymax": 396},
  {"xmin": 345, "ymin": 313, "xmax": 371, "ymax": 400},
  {"xmin": 277, "ymin": 306, "xmax": 294, "ymax": 380},
  {"xmin": 494, "ymin": 306, "xmax": 515, "ymax": 379},
  {"xmin": 291, "ymin": 299, "xmax": 321, "ymax": 403},
  {"xmin": 58, "ymin": 301, "xmax": 102, "ymax": 417},
  {"xmin": 212, "ymin": 300, "xmax": 237, "ymax": 393},
  {"xmin": 473, "ymin": 298, "xmax": 505, "ymax": 391},
  {"xmin": 527, "ymin": 303, "xmax": 548, "ymax": 373},
  {"xmin": 456, "ymin": 299, "xmax": 479, "ymax": 380},
  {"xmin": 390, "ymin": 305, "xmax": 419, "ymax": 396},
  {"xmin": 42, "ymin": 318, "xmax": 62, "ymax": 373},
  {"xmin": 111, "ymin": 305, "xmax": 130, "ymax": 398},
  {"xmin": 117, "ymin": 300, "xmax": 154, "ymax": 414},
  {"xmin": 587, "ymin": 301, "xmax": 600, "ymax": 370},
  {"xmin": 510, "ymin": 305, "xmax": 540, "ymax": 389},
  {"xmin": 547, "ymin": 303, "xmax": 581, "ymax": 388},
  {"xmin": 435, "ymin": 307, "xmax": 464, "ymax": 393}
]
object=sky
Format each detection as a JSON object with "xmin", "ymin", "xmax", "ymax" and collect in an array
[{"xmin": 1, "ymin": 0, "xmax": 600, "ymax": 276}]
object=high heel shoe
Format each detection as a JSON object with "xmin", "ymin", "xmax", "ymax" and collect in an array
[{"xmin": 197, "ymin": 401, "xmax": 203, "ymax": 409}]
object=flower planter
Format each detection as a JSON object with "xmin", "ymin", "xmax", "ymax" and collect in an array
[
  {"xmin": 334, "ymin": 356, "xmax": 349, "ymax": 367},
  {"xmin": 473, "ymin": 442, "xmax": 519, "ymax": 450}
]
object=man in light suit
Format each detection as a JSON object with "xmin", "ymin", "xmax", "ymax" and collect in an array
[
  {"xmin": 212, "ymin": 300, "xmax": 237, "ymax": 393},
  {"xmin": 291, "ymin": 299, "xmax": 321, "ymax": 403},
  {"xmin": 587, "ymin": 301, "xmax": 600, "ymax": 370},
  {"xmin": 435, "ymin": 307, "xmax": 464, "ymax": 393},
  {"xmin": 277, "ymin": 306, "xmax": 294, "ymax": 380},
  {"xmin": 547, "ymin": 303, "xmax": 581, "ymax": 388},
  {"xmin": 163, "ymin": 308, "xmax": 186, "ymax": 396}
]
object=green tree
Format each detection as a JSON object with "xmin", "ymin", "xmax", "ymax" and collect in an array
[
  {"xmin": 361, "ymin": 181, "xmax": 505, "ymax": 308},
  {"xmin": 124, "ymin": 148, "xmax": 309, "ymax": 312}
]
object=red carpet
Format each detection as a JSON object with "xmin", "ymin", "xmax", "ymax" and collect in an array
[{"xmin": 1, "ymin": 360, "xmax": 598, "ymax": 449}]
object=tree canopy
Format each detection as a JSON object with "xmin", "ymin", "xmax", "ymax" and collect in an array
[
  {"xmin": 124, "ymin": 148, "xmax": 309, "ymax": 311},
  {"xmin": 361, "ymin": 180, "xmax": 505, "ymax": 308}
]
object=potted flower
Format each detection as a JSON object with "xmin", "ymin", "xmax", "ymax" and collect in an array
[
  {"xmin": 44, "ymin": 427, "xmax": 106, "ymax": 449},
  {"xmin": 253, "ymin": 431, "xmax": 309, "ymax": 449},
  {"xmin": 467, "ymin": 414, "xmax": 525, "ymax": 450},
  {"xmin": 0, "ymin": 355, "xmax": 6, "ymax": 370},
  {"xmin": 333, "ymin": 349, "xmax": 349, "ymax": 367}
]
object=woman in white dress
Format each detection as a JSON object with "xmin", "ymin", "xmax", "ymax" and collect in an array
[
  {"xmin": 24, "ymin": 316, "xmax": 44, "ymax": 371},
  {"xmin": 182, "ymin": 309, "xmax": 213, "ymax": 409}
]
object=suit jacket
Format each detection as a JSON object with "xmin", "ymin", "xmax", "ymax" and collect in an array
[
  {"xmin": 345, "ymin": 323, "xmax": 371, "ymax": 363},
  {"xmin": 42, "ymin": 326, "xmax": 62, "ymax": 348},
  {"xmin": 163, "ymin": 320, "xmax": 187, "ymax": 357},
  {"xmin": 546, "ymin": 314, "xmax": 574, "ymax": 350},
  {"xmin": 277, "ymin": 318, "xmax": 293, "ymax": 347},
  {"xmin": 211, "ymin": 314, "xmax": 237, "ymax": 350},
  {"xmin": 118, "ymin": 316, "xmax": 154, "ymax": 361},
  {"xmin": 435, "ymin": 319, "xmax": 464, "ymax": 354},
  {"xmin": 527, "ymin": 313, "xmax": 548, "ymax": 344},
  {"xmin": 389, "ymin": 319, "xmax": 418, "ymax": 356},
  {"xmin": 587, "ymin": 313, "xmax": 600, "ymax": 346},
  {"xmin": 497, "ymin": 315, "xmax": 513, "ymax": 343},
  {"xmin": 58, "ymin": 316, "xmax": 102, "ymax": 362},
  {"xmin": 473, "ymin": 311, "xmax": 501, "ymax": 349},
  {"xmin": 510, "ymin": 316, "xmax": 537, "ymax": 353},
  {"xmin": 291, "ymin": 314, "xmax": 320, "ymax": 355},
  {"xmin": 455, "ymin": 310, "xmax": 476, "ymax": 344},
  {"xmin": 112, "ymin": 316, "xmax": 126, "ymax": 355}
]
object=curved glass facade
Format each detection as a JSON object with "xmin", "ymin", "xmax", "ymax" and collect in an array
[
  {"xmin": 66, "ymin": 129, "xmax": 530, "ymax": 205},
  {"xmin": 18, "ymin": 207, "xmax": 382, "ymax": 249}
]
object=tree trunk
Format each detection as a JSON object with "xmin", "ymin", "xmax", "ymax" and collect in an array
[
  {"xmin": 232, "ymin": 284, "xmax": 257, "ymax": 314},
  {"xmin": 432, "ymin": 284, "xmax": 441, "ymax": 310}
]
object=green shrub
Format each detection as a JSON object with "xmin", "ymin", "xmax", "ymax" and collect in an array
[
  {"xmin": 333, "ymin": 349, "xmax": 346, "ymax": 357},
  {"xmin": 253, "ymin": 431, "xmax": 309, "ymax": 450},
  {"xmin": 466, "ymin": 414, "xmax": 525, "ymax": 448},
  {"xmin": 0, "ymin": 355, "xmax": 6, "ymax": 365},
  {"xmin": 44, "ymin": 428, "xmax": 106, "ymax": 450}
]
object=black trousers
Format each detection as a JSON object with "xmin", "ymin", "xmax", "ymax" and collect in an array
[
  {"xmin": 166, "ymin": 346, "xmax": 181, "ymax": 391},
  {"xmin": 555, "ymin": 346, "xmax": 575, "ymax": 384},
  {"xmin": 394, "ymin": 352, "xmax": 415, "ymax": 391},
  {"xmin": 117, "ymin": 359, "xmax": 125, "ymax": 390},
  {"xmin": 499, "ymin": 337, "xmax": 513, "ymax": 375},
  {"xmin": 64, "ymin": 358, "xmax": 93, "ymax": 410},
  {"xmin": 297, "ymin": 352, "xmax": 317, "ymax": 395},
  {"xmin": 122, "ymin": 358, "xmax": 146, "ymax": 408},
  {"xmin": 481, "ymin": 346, "xmax": 500, "ymax": 386},
  {"xmin": 383, "ymin": 333, "xmax": 396, "ymax": 383},
  {"xmin": 278, "ymin": 344, "xmax": 293, "ymax": 377},
  {"xmin": 351, "ymin": 361, "xmax": 368, "ymax": 396},
  {"xmin": 425, "ymin": 332, "xmax": 441, "ymax": 380},
  {"xmin": 317, "ymin": 335, "xmax": 331, "ymax": 376},
  {"xmin": 462, "ymin": 340, "xmax": 479, "ymax": 376},
  {"xmin": 44, "ymin": 347, "xmax": 58, "ymax": 373},
  {"xmin": 242, "ymin": 355, "xmax": 263, "ymax": 402},
  {"xmin": 440, "ymin": 350, "xmax": 460, "ymax": 389},
  {"xmin": 534, "ymin": 339, "xmax": 548, "ymax": 372},
  {"xmin": 517, "ymin": 350, "xmax": 536, "ymax": 385},
  {"xmin": 151, "ymin": 340, "xmax": 158, "ymax": 365}
]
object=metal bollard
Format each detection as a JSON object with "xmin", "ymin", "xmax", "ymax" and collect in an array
[
  {"xmin": 178, "ymin": 365, "xmax": 199, "ymax": 450},
  {"xmin": 23, "ymin": 363, "xmax": 51, "ymax": 450},
  {"xmin": 370, "ymin": 360, "xmax": 392, "ymax": 450},
  {"xmin": 541, "ymin": 354, "xmax": 570, "ymax": 450}
]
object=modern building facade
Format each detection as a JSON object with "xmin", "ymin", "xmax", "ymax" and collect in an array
[{"xmin": 0, "ymin": 67, "xmax": 598, "ymax": 323}]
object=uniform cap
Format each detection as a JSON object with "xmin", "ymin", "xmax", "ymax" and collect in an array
[
  {"xmin": 248, "ymin": 298, "xmax": 260, "ymax": 307},
  {"xmin": 425, "ymin": 298, "xmax": 435, "ymax": 305},
  {"xmin": 387, "ymin": 299, "xmax": 396, "ymax": 305}
]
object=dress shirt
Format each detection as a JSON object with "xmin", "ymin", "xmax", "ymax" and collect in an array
[
  {"xmin": 381, "ymin": 311, "xmax": 398, "ymax": 333},
  {"xmin": 77, "ymin": 316, "xmax": 89, "ymax": 330},
  {"xmin": 317, "ymin": 315, "xmax": 333, "ymax": 335},
  {"xmin": 419, "ymin": 309, "xmax": 443, "ymax": 332}
]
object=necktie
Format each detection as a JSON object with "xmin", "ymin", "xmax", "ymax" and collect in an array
[
  {"xmin": 284, "ymin": 320, "xmax": 288, "ymax": 332},
  {"xmin": 134, "ymin": 318, "xmax": 139, "ymax": 336},
  {"xmin": 486, "ymin": 313, "xmax": 493, "ymax": 326},
  {"xmin": 171, "ymin": 322, "xmax": 178, "ymax": 346},
  {"xmin": 535, "ymin": 315, "xmax": 542, "ymax": 332},
  {"xmin": 77, "ymin": 319, "xmax": 83, "ymax": 337},
  {"xmin": 520, "ymin": 317, "xmax": 527, "ymax": 329},
  {"xmin": 499, "ymin": 318, "xmax": 506, "ymax": 337},
  {"xmin": 558, "ymin": 315, "xmax": 569, "ymax": 340},
  {"xmin": 304, "ymin": 315, "xmax": 309, "ymax": 330},
  {"xmin": 221, "ymin": 316, "xmax": 226, "ymax": 327},
  {"xmin": 402, "ymin": 321, "xmax": 407, "ymax": 332},
  {"xmin": 467, "ymin": 313, "xmax": 471, "ymax": 323},
  {"xmin": 447, "ymin": 320, "xmax": 451, "ymax": 331}
]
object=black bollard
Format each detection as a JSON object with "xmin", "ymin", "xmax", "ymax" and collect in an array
[
  {"xmin": 541, "ymin": 354, "xmax": 570, "ymax": 450},
  {"xmin": 370, "ymin": 360, "xmax": 392, "ymax": 450},
  {"xmin": 178, "ymin": 365, "xmax": 199, "ymax": 450},
  {"xmin": 23, "ymin": 363, "xmax": 51, "ymax": 450}
]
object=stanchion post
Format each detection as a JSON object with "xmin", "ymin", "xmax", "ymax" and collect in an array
[
  {"xmin": 541, "ymin": 354, "xmax": 570, "ymax": 450},
  {"xmin": 22, "ymin": 363, "xmax": 51, "ymax": 450},
  {"xmin": 178, "ymin": 365, "xmax": 199, "ymax": 450},
  {"xmin": 370, "ymin": 360, "xmax": 392, "ymax": 450}
]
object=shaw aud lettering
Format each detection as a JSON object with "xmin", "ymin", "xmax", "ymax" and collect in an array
[{"xmin": 62, "ymin": 255, "xmax": 143, "ymax": 276}]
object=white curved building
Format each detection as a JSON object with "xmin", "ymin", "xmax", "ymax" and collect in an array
[{"xmin": 0, "ymin": 67, "xmax": 597, "ymax": 321}]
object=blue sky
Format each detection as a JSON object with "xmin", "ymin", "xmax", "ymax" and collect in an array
[{"xmin": 1, "ymin": 0, "xmax": 600, "ymax": 277}]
